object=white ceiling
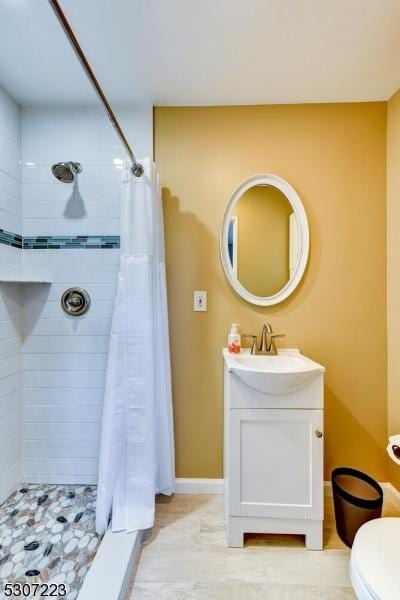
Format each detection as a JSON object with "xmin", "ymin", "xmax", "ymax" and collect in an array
[{"xmin": 1, "ymin": 0, "xmax": 400, "ymax": 107}]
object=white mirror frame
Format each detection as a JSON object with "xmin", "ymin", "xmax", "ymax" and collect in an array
[{"xmin": 220, "ymin": 174, "xmax": 309, "ymax": 306}]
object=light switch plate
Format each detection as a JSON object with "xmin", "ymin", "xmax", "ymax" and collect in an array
[{"xmin": 193, "ymin": 290, "xmax": 207, "ymax": 311}]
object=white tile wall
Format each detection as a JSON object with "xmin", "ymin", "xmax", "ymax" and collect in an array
[
  {"xmin": 23, "ymin": 336, "xmax": 110, "ymax": 354},
  {"xmin": 21, "ymin": 106, "xmax": 140, "ymax": 483},
  {"xmin": 0, "ymin": 97, "xmax": 153, "ymax": 489},
  {"xmin": 0, "ymin": 86, "xmax": 23, "ymax": 502}
]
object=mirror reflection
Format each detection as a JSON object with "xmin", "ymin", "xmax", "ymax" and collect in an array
[{"xmin": 227, "ymin": 184, "xmax": 299, "ymax": 297}]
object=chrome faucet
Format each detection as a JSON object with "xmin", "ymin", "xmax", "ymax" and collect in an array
[
  {"xmin": 259, "ymin": 323, "xmax": 272, "ymax": 352},
  {"xmin": 243, "ymin": 323, "xmax": 285, "ymax": 355}
]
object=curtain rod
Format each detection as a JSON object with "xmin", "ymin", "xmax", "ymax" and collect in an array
[{"xmin": 48, "ymin": 0, "xmax": 144, "ymax": 177}]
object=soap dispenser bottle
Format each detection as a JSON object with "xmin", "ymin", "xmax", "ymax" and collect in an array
[{"xmin": 228, "ymin": 324, "xmax": 241, "ymax": 354}]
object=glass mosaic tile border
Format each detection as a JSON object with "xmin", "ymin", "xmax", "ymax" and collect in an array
[
  {"xmin": 0, "ymin": 228, "xmax": 23, "ymax": 249},
  {"xmin": 23, "ymin": 236, "xmax": 120, "ymax": 249},
  {"xmin": 0, "ymin": 229, "xmax": 119, "ymax": 250}
]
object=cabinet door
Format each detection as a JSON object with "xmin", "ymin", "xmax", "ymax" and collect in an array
[{"xmin": 229, "ymin": 409, "xmax": 323, "ymax": 520}]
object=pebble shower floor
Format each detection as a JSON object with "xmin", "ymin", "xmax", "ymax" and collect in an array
[{"xmin": 0, "ymin": 484, "xmax": 102, "ymax": 599}]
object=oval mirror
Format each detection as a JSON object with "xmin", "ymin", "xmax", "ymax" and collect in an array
[{"xmin": 220, "ymin": 174, "xmax": 309, "ymax": 306}]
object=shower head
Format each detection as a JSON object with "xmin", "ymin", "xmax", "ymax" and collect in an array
[{"xmin": 51, "ymin": 161, "xmax": 82, "ymax": 183}]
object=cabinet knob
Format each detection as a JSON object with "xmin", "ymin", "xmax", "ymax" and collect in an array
[{"xmin": 315, "ymin": 429, "xmax": 323, "ymax": 438}]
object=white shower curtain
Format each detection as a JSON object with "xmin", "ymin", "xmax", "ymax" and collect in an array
[{"xmin": 96, "ymin": 158, "xmax": 175, "ymax": 534}]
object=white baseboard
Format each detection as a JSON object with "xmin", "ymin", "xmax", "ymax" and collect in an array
[
  {"xmin": 174, "ymin": 479, "xmax": 356, "ymax": 497},
  {"xmin": 175, "ymin": 478, "xmax": 224, "ymax": 494},
  {"xmin": 174, "ymin": 479, "xmax": 400, "ymax": 507},
  {"xmin": 381, "ymin": 482, "xmax": 400, "ymax": 508},
  {"xmin": 324, "ymin": 480, "xmax": 400, "ymax": 508}
]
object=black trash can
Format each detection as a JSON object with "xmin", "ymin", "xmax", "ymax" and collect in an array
[{"xmin": 331, "ymin": 467, "xmax": 383, "ymax": 548}]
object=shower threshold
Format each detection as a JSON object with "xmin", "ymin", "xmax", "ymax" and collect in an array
[{"xmin": 0, "ymin": 484, "xmax": 141, "ymax": 600}]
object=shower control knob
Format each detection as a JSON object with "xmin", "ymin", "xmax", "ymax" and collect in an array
[
  {"xmin": 315, "ymin": 429, "xmax": 323, "ymax": 438},
  {"xmin": 61, "ymin": 288, "xmax": 91, "ymax": 316}
]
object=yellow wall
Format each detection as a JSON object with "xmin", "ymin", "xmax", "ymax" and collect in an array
[
  {"xmin": 154, "ymin": 103, "xmax": 388, "ymax": 480},
  {"xmin": 387, "ymin": 89, "xmax": 400, "ymax": 489},
  {"xmin": 233, "ymin": 185, "xmax": 292, "ymax": 297}
]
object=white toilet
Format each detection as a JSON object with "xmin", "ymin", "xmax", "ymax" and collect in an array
[{"xmin": 350, "ymin": 517, "xmax": 400, "ymax": 599}]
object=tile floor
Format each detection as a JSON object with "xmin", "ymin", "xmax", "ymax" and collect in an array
[
  {"xmin": 130, "ymin": 493, "xmax": 400, "ymax": 599},
  {"xmin": 0, "ymin": 484, "xmax": 102, "ymax": 599}
]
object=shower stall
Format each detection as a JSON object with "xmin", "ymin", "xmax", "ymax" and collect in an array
[{"xmin": 0, "ymin": 2, "xmax": 166, "ymax": 598}]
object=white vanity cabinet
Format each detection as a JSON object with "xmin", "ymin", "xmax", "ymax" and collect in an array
[{"xmin": 223, "ymin": 349, "xmax": 325, "ymax": 550}]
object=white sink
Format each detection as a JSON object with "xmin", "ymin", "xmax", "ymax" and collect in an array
[{"xmin": 223, "ymin": 348, "xmax": 325, "ymax": 395}]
